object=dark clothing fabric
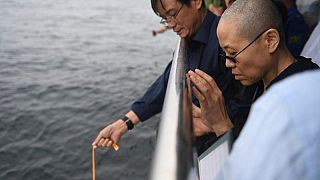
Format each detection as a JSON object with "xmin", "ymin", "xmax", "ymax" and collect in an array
[
  {"xmin": 286, "ymin": 7, "xmax": 310, "ymax": 57},
  {"xmin": 268, "ymin": 57, "xmax": 319, "ymax": 88},
  {"xmin": 131, "ymin": 11, "xmax": 256, "ymax": 154},
  {"xmin": 253, "ymin": 56, "xmax": 319, "ymax": 102}
]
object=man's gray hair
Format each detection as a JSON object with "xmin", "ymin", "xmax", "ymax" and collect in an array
[{"xmin": 221, "ymin": 0, "xmax": 285, "ymax": 45}]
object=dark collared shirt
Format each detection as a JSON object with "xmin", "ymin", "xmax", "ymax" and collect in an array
[
  {"xmin": 286, "ymin": 7, "xmax": 310, "ymax": 56},
  {"xmin": 131, "ymin": 11, "xmax": 255, "ymax": 153}
]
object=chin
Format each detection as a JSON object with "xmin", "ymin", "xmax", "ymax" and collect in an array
[
  {"xmin": 178, "ymin": 30, "xmax": 190, "ymax": 39},
  {"xmin": 239, "ymin": 79, "xmax": 255, "ymax": 86},
  {"xmin": 179, "ymin": 33, "xmax": 188, "ymax": 38}
]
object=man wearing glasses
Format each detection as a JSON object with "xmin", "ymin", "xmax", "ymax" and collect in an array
[{"xmin": 93, "ymin": 0, "xmax": 256, "ymax": 154}]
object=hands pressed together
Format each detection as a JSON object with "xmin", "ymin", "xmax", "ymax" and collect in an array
[
  {"xmin": 192, "ymin": 103, "xmax": 213, "ymax": 136},
  {"xmin": 188, "ymin": 69, "xmax": 233, "ymax": 137}
]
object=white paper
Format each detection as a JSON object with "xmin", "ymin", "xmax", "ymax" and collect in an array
[{"xmin": 198, "ymin": 140, "xmax": 230, "ymax": 180}]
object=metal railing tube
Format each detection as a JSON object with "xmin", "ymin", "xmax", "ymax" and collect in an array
[{"xmin": 150, "ymin": 38, "xmax": 199, "ymax": 180}]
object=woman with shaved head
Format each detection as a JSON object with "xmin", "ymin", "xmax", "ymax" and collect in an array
[{"xmin": 188, "ymin": 0, "xmax": 318, "ymax": 136}]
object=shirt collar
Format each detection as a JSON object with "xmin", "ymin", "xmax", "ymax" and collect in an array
[
  {"xmin": 267, "ymin": 57, "xmax": 318, "ymax": 89},
  {"xmin": 190, "ymin": 10, "xmax": 215, "ymax": 45}
]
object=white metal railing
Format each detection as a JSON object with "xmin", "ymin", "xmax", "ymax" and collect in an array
[{"xmin": 150, "ymin": 38, "xmax": 199, "ymax": 180}]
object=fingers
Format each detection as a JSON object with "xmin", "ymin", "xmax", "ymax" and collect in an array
[
  {"xmin": 92, "ymin": 120, "xmax": 127, "ymax": 150},
  {"xmin": 194, "ymin": 69, "xmax": 219, "ymax": 92},
  {"xmin": 188, "ymin": 70, "xmax": 223, "ymax": 105},
  {"xmin": 192, "ymin": 104, "xmax": 201, "ymax": 118},
  {"xmin": 92, "ymin": 125, "xmax": 114, "ymax": 149},
  {"xmin": 188, "ymin": 70, "xmax": 211, "ymax": 93},
  {"xmin": 94, "ymin": 136, "xmax": 114, "ymax": 148},
  {"xmin": 193, "ymin": 117, "xmax": 213, "ymax": 136},
  {"xmin": 98, "ymin": 138, "xmax": 105, "ymax": 146},
  {"xmin": 107, "ymin": 141, "xmax": 113, "ymax": 147},
  {"xmin": 92, "ymin": 133, "xmax": 103, "ymax": 148},
  {"xmin": 192, "ymin": 86, "xmax": 206, "ymax": 104},
  {"xmin": 95, "ymin": 135, "xmax": 112, "ymax": 148},
  {"xmin": 194, "ymin": 117, "xmax": 212, "ymax": 131},
  {"xmin": 188, "ymin": 71, "xmax": 212, "ymax": 109},
  {"xmin": 102, "ymin": 139, "xmax": 109, "ymax": 146}
]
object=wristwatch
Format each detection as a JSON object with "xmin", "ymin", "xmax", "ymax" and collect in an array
[{"xmin": 121, "ymin": 116, "xmax": 134, "ymax": 130}]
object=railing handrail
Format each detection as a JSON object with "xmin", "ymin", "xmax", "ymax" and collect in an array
[{"xmin": 150, "ymin": 38, "xmax": 199, "ymax": 180}]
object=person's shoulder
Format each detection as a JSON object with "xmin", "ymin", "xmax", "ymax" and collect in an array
[
  {"xmin": 268, "ymin": 70, "xmax": 320, "ymax": 92},
  {"xmin": 296, "ymin": 56, "xmax": 319, "ymax": 69},
  {"xmin": 229, "ymin": 70, "xmax": 320, "ymax": 180},
  {"xmin": 205, "ymin": 11, "xmax": 220, "ymax": 45},
  {"xmin": 206, "ymin": 10, "xmax": 220, "ymax": 25},
  {"xmin": 262, "ymin": 70, "xmax": 320, "ymax": 111}
]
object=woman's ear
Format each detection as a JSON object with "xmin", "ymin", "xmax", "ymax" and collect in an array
[{"xmin": 264, "ymin": 29, "xmax": 280, "ymax": 53}]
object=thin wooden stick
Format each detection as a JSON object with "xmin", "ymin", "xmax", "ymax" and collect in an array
[
  {"xmin": 91, "ymin": 121, "xmax": 128, "ymax": 179},
  {"xmin": 92, "ymin": 145, "xmax": 96, "ymax": 180},
  {"xmin": 92, "ymin": 128, "xmax": 122, "ymax": 179}
]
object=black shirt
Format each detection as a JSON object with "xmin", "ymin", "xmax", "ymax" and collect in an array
[{"xmin": 253, "ymin": 56, "xmax": 319, "ymax": 102}]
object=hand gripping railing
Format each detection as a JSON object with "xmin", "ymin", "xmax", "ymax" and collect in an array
[{"xmin": 150, "ymin": 38, "xmax": 200, "ymax": 180}]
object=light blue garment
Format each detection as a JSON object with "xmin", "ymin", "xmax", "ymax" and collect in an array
[
  {"xmin": 301, "ymin": 22, "xmax": 320, "ymax": 66},
  {"xmin": 217, "ymin": 70, "xmax": 320, "ymax": 180}
]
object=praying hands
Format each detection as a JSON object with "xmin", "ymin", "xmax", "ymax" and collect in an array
[{"xmin": 188, "ymin": 69, "xmax": 233, "ymax": 136}]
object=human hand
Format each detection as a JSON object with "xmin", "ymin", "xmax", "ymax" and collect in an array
[
  {"xmin": 188, "ymin": 69, "xmax": 233, "ymax": 136},
  {"xmin": 208, "ymin": 4, "xmax": 225, "ymax": 16},
  {"xmin": 92, "ymin": 119, "xmax": 128, "ymax": 149},
  {"xmin": 192, "ymin": 103, "xmax": 213, "ymax": 136}
]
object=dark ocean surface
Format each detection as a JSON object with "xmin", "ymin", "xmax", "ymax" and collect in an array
[{"xmin": 0, "ymin": 0, "xmax": 177, "ymax": 179}]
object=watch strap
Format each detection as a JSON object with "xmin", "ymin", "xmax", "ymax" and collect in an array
[{"xmin": 121, "ymin": 116, "xmax": 134, "ymax": 130}]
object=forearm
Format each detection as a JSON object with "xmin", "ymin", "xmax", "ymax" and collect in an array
[{"xmin": 130, "ymin": 61, "xmax": 172, "ymax": 121}]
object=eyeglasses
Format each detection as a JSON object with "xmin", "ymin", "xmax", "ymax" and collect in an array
[
  {"xmin": 220, "ymin": 29, "xmax": 270, "ymax": 63},
  {"xmin": 160, "ymin": 4, "xmax": 184, "ymax": 26}
]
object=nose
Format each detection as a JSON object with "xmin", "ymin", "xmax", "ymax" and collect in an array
[
  {"xmin": 225, "ymin": 59, "xmax": 236, "ymax": 68},
  {"xmin": 167, "ymin": 21, "xmax": 177, "ymax": 29}
]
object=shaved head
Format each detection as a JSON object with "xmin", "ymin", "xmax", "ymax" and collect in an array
[{"xmin": 221, "ymin": 0, "xmax": 285, "ymax": 45}]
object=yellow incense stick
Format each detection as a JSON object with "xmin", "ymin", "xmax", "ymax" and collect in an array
[
  {"xmin": 92, "ymin": 121, "xmax": 126, "ymax": 179},
  {"xmin": 92, "ymin": 145, "xmax": 96, "ymax": 180},
  {"xmin": 92, "ymin": 143, "xmax": 119, "ymax": 180}
]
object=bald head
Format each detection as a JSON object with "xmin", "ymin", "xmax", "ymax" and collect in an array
[{"xmin": 221, "ymin": 0, "xmax": 285, "ymax": 44}]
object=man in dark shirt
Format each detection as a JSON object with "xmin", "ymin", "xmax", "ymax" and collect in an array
[
  {"xmin": 275, "ymin": 0, "xmax": 310, "ymax": 56},
  {"xmin": 93, "ymin": 0, "xmax": 255, "ymax": 154}
]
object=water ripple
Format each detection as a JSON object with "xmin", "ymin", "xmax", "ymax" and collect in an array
[{"xmin": 0, "ymin": 0, "xmax": 177, "ymax": 179}]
